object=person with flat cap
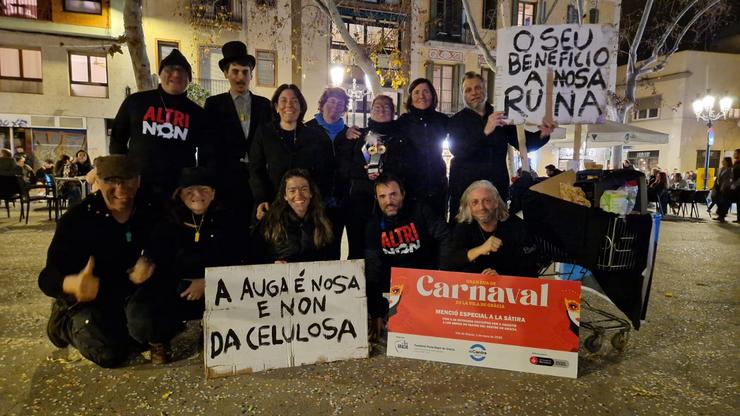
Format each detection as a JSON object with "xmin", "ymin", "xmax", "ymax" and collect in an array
[
  {"xmin": 39, "ymin": 155, "xmax": 178, "ymax": 367},
  {"xmin": 147, "ymin": 166, "xmax": 250, "ymax": 323},
  {"xmin": 110, "ymin": 49, "xmax": 205, "ymax": 202},
  {"xmin": 202, "ymin": 41, "xmax": 273, "ymax": 221}
]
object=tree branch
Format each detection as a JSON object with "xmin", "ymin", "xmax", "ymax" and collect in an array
[
  {"xmin": 123, "ymin": 0, "xmax": 153, "ymax": 91},
  {"xmin": 461, "ymin": 0, "xmax": 496, "ymax": 72},
  {"xmin": 644, "ymin": 0, "xmax": 700, "ymax": 68},
  {"xmin": 544, "ymin": 0, "xmax": 560, "ymax": 24},
  {"xmin": 575, "ymin": 0, "xmax": 584, "ymax": 25},
  {"xmin": 313, "ymin": 0, "xmax": 382, "ymax": 94}
]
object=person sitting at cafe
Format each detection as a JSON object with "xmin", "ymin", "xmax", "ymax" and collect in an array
[
  {"xmin": 441, "ymin": 180, "xmax": 540, "ymax": 277},
  {"xmin": 148, "ymin": 167, "xmax": 249, "ymax": 322},
  {"xmin": 13, "ymin": 153, "xmax": 35, "ymax": 183},
  {"xmin": 0, "ymin": 148, "xmax": 21, "ymax": 176},
  {"xmin": 257, "ymin": 169, "xmax": 334, "ymax": 263},
  {"xmin": 35, "ymin": 159, "xmax": 54, "ymax": 182},
  {"xmin": 74, "ymin": 149, "xmax": 93, "ymax": 177},
  {"xmin": 38, "ymin": 155, "xmax": 177, "ymax": 367}
]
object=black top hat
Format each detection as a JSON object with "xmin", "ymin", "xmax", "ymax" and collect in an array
[{"xmin": 218, "ymin": 41, "xmax": 256, "ymax": 72}]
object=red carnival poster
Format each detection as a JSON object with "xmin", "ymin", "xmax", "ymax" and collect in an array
[{"xmin": 387, "ymin": 268, "xmax": 581, "ymax": 378}]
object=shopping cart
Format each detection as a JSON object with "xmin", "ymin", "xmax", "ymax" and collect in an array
[{"xmin": 521, "ymin": 187, "xmax": 661, "ymax": 354}]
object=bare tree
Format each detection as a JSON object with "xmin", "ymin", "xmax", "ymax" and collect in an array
[
  {"xmin": 617, "ymin": 0, "xmax": 729, "ymax": 122},
  {"xmin": 123, "ymin": 0, "xmax": 154, "ymax": 91},
  {"xmin": 312, "ymin": 0, "xmax": 382, "ymax": 94},
  {"xmin": 461, "ymin": 0, "xmax": 496, "ymax": 71}
]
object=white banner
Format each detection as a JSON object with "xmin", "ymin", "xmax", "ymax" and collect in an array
[
  {"xmin": 495, "ymin": 24, "xmax": 618, "ymax": 125},
  {"xmin": 204, "ymin": 260, "xmax": 368, "ymax": 378}
]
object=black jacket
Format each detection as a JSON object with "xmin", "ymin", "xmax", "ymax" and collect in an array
[
  {"xmin": 257, "ymin": 214, "xmax": 333, "ymax": 263},
  {"xmin": 441, "ymin": 216, "xmax": 540, "ymax": 277},
  {"xmin": 148, "ymin": 204, "xmax": 248, "ymax": 285},
  {"xmin": 110, "ymin": 86, "xmax": 204, "ymax": 194},
  {"xmin": 349, "ymin": 119, "xmax": 417, "ymax": 199},
  {"xmin": 249, "ymin": 121, "xmax": 334, "ymax": 205},
  {"xmin": 37, "ymin": 191, "xmax": 160, "ymax": 307},
  {"xmin": 364, "ymin": 201, "xmax": 450, "ymax": 317},
  {"xmin": 305, "ymin": 118, "xmax": 355, "ymax": 203},
  {"xmin": 202, "ymin": 91, "xmax": 273, "ymax": 178},
  {"xmin": 448, "ymin": 102, "xmax": 549, "ymax": 201},
  {"xmin": 396, "ymin": 108, "xmax": 449, "ymax": 198}
]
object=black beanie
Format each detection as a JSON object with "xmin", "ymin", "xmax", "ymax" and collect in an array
[
  {"xmin": 178, "ymin": 167, "xmax": 215, "ymax": 189},
  {"xmin": 159, "ymin": 49, "xmax": 192, "ymax": 81}
]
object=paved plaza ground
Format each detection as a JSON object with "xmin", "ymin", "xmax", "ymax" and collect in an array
[{"xmin": 0, "ymin": 201, "xmax": 738, "ymax": 415}]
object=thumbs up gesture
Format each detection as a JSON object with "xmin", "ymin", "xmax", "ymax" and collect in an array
[
  {"xmin": 128, "ymin": 256, "xmax": 155, "ymax": 285},
  {"xmin": 62, "ymin": 256, "xmax": 100, "ymax": 302}
]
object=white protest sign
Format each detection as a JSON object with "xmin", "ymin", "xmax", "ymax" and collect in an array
[
  {"xmin": 495, "ymin": 24, "xmax": 618, "ymax": 125},
  {"xmin": 204, "ymin": 260, "xmax": 368, "ymax": 378}
]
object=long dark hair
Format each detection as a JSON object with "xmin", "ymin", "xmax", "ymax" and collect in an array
[
  {"xmin": 262, "ymin": 169, "xmax": 333, "ymax": 248},
  {"xmin": 271, "ymin": 84, "xmax": 308, "ymax": 122},
  {"xmin": 405, "ymin": 77, "xmax": 438, "ymax": 111}
]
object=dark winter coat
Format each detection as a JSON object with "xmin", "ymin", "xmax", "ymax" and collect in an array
[
  {"xmin": 258, "ymin": 213, "xmax": 333, "ymax": 263},
  {"xmin": 249, "ymin": 121, "xmax": 334, "ymax": 205},
  {"xmin": 305, "ymin": 118, "xmax": 355, "ymax": 205},
  {"xmin": 448, "ymin": 102, "xmax": 550, "ymax": 202},
  {"xmin": 37, "ymin": 191, "xmax": 160, "ymax": 307},
  {"xmin": 396, "ymin": 107, "xmax": 449, "ymax": 200},
  {"xmin": 441, "ymin": 216, "xmax": 540, "ymax": 277},
  {"xmin": 110, "ymin": 86, "xmax": 204, "ymax": 195}
]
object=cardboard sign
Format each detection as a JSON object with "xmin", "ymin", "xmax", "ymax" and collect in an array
[
  {"xmin": 495, "ymin": 24, "xmax": 618, "ymax": 125},
  {"xmin": 204, "ymin": 260, "xmax": 368, "ymax": 378},
  {"xmin": 387, "ymin": 268, "xmax": 581, "ymax": 378}
]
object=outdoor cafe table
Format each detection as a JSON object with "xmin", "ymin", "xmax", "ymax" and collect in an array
[{"xmin": 54, "ymin": 176, "xmax": 89, "ymax": 199}]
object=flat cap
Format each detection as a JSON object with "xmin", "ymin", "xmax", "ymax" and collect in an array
[{"xmin": 95, "ymin": 155, "xmax": 139, "ymax": 180}]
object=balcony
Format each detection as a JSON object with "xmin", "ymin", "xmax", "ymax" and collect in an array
[
  {"xmin": 426, "ymin": 19, "xmax": 474, "ymax": 45},
  {"xmin": 194, "ymin": 78, "xmax": 229, "ymax": 96},
  {"xmin": 189, "ymin": 0, "xmax": 243, "ymax": 23},
  {"xmin": 0, "ymin": 0, "xmax": 51, "ymax": 20}
]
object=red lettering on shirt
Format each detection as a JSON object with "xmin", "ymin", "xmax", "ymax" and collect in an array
[{"xmin": 143, "ymin": 106, "xmax": 156, "ymax": 122}]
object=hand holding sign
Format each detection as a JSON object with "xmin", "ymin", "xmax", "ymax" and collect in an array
[
  {"xmin": 538, "ymin": 120, "xmax": 558, "ymax": 138},
  {"xmin": 63, "ymin": 256, "xmax": 99, "ymax": 302},
  {"xmin": 484, "ymin": 111, "xmax": 509, "ymax": 136},
  {"xmin": 256, "ymin": 202, "xmax": 270, "ymax": 220},
  {"xmin": 128, "ymin": 256, "xmax": 155, "ymax": 285},
  {"xmin": 468, "ymin": 236, "xmax": 503, "ymax": 261},
  {"xmin": 180, "ymin": 278, "xmax": 205, "ymax": 301}
]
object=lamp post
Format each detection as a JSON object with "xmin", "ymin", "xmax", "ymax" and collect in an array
[
  {"xmin": 328, "ymin": 64, "xmax": 371, "ymax": 125},
  {"xmin": 692, "ymin": 92, "xmax": 732, "ymax": 190}
]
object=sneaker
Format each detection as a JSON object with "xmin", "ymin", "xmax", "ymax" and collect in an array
[
  {"xmin": 47, "ymin": 300, "xmax": 69, "ymax": 348},
  {"xmin": 714, "ymin": 217, "xmax": 726, "ymax": 223},
  {"xmin": 149, "ymin": 342, "xmax": 172, "ymax": 365}
]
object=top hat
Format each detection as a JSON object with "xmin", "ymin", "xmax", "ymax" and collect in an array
[{"xmin": 218, "ymin": 41, "xmax": 256, "ymax": 72}]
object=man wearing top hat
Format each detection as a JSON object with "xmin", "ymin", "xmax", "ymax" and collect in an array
[
  {"xmin": 110, "ymin": 49, "xmax": 204, "ymax": 202},
  {"xmin": 202, "ymin": 41, "xmax": 273, "ymax": 218},
  {"xmin": 39, "ymin": 155, "xmax": 177, "ymax": 367}
]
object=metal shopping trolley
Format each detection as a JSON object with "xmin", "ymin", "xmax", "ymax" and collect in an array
[{"xmin": 521, "ymin": 187, "xmax": 661, "ymax": 355}]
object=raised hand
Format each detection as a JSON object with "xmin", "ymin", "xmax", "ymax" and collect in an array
[
  {"xmin": 484, "ymin": 111, "xmax": 509, "ymax": 135},
  {"xmin": 63, "ymin": 256, "xmax": 99, "ymax": 302},
  {"xmin": 128, "ymin": 256, "xmax": 155, "ymax": 285}
]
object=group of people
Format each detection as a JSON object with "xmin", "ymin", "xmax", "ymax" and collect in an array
[
  {"xmin": 647, "ymin": 152, "xmax": 740, "ymax": 222},
  {"xmin": 39, "ymin": 41, "xmax": 558, "ymax": 367}
]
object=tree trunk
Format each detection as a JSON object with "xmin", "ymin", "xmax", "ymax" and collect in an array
[
  {"xmin": 314, "ymin": 0, "xmax": 383, "ymax": 94},
  {"xmin": 124, "ymin": 0, "xmax": 154, "ymax": 92},
  {"xmin": 461, "ymin": 0, "xmax": 496, "ymax": 72}
]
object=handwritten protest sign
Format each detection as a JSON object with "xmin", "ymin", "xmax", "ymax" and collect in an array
[
  {"xmin": 387, "ymin": 268, "xmax": 581, "ymax": 378},
  {"xmin": 204, "ymin": 260, "xmax": 368, "ymax": 378},
  {"xmin": 495, "ymin": 24, "xmax": 618, "ymax": 125}
]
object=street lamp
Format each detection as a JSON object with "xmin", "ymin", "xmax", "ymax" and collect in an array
[
  {"xmin": 330, "ymin": 65, "xmax": 344, "ymax": 87},
  {"xmin": 692, "ymin": 92, "xmax": 732, "ymax": 190}
]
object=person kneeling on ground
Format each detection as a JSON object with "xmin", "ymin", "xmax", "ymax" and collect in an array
[
  {"xmin": 38, "ymin": 155, "xmax": 177, "ymax": 367},
  {"xmin": 441, "ymin": 180, "xmax": 540, "ymax": 277},
  {"xmin": 148, "ymin": 167, "xmax": 250, "ymax": 324},
  {"xmin": 364, "ymin": 173, "xmax": 450, "ymax": 340},
  {"xmin": 256, "ymin": 169, "xmax": 334, "ymax": 263}
]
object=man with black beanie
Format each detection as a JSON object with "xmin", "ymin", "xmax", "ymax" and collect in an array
[{"xmin": 110, "ymin": 49, "xmax": 205, "ymax": 201}]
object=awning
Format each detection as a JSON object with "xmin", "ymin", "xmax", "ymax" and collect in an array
[{"xmin": 546, "ymin": 121, "xmax": 670, "ymax": 147}]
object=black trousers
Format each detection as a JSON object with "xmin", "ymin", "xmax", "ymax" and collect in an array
[
  {"xmin": 716, "ymin": 189, "xmax": 738, "ymax": 220},
  {"xmin": 50, "ymin": 284, "xmax": 177, "ymax": 368}
]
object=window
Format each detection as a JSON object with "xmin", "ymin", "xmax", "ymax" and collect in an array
[
  {"xmin": 69, "ymin": 52, "xmax": 108, "ymax": 98},
  {"xmin": 255, "ymin": 50, "xmax": 276, "ymax": 87},
  {"xmin": 1, "ymin": 0, "xmax": 51, "ymax": 20},
  {"xmin": 63, "ymin": 0, "xmax": 102, "ymax": 14},
  {"xmin": 481, "ymin": 67, "xmax": 495, "ymax": 102},
  {"xmin": 633, "ymin": 95, "xmax": 661, "ymax": 121},
  {"xmin": 483, "ymin": 0, "xmax": 497, "ymax": 29},
  {"xmin": 189, "ymin": 0, "xmax": 243, "ymax": 23},
  {"xmin": 331, "ymin": 21, "xmax": 401, "ymax": 52},
  {"xmin": 513, "ymin": 0, "xmax": 537, "ymax": 26},
  {"xmin": 0, "ymin": 47, "xmax": 42, "ymax": 80},
  {"xmin": 157, "ymin": 40, "xmax": 180, "ymax": 66},
  {"xmin": 432, "ymin": 64, "xmax": 454, "ymax": 114}
]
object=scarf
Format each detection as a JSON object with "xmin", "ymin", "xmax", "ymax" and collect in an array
[{"xmin": 314, "ymin": 113, "xmax": 345, "ymax": 141}]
